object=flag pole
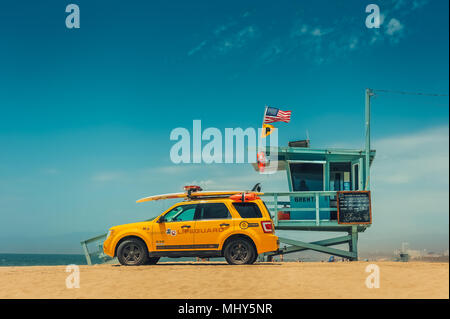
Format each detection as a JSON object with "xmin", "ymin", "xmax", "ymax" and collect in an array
[
  {"xmin": 261, "ymin": 106, "xmax": 268, "ymax": 138},
  {"xmin": 262, "ymin": 105, "xmax": 268, "ymax": 127}
]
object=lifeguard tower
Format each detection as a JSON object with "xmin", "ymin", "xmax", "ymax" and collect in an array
[
  {"xmin": 257, "ymin": 89, "xmax": 375, "ymax": 261},
  {"xmin": 256, "ymin": 143, "xmax": 374, "ymax": 261},
  {"xmin": 80, "ymin": 89, "xmax": 375, "ymax": 264}
]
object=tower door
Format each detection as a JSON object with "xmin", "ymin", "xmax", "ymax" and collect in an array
[
  {"xmin": 329, "ymin": 162, "xmax": 351, "ymax": 191},
  {"xmin": 351, "ymin": 159, "xmax": 363, "ymax": 190}
]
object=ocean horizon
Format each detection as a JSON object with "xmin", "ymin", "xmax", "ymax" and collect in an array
[
  {"xmin": 0, "ymin": 253, "xmax": 226, "ymax": 266},
  {"xmin": 0, "ymin": 253, "xmax": 89, "ymax": 267}
]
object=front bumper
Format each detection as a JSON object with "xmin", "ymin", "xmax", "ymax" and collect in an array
[{"xmin": 103, "ymin": 236, "xmax": 115, "ymax": 257}]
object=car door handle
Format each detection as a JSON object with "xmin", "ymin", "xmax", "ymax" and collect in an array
[
  {"xmin": 181, "ymin": 225, "xmax": 191, "ymax": 228},
  {"xmin": 220, "ymin": 223, "xmax": 230, "ymax": 227}
]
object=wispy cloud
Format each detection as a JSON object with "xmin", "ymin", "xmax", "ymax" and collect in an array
[
  {"xmin": 187, "ymin": 40, "xmax": 207, "ymax": 56},
  {"xmin": 213, "ymin": 20, "xmax": 237, "ymax": 36},
  {"xmin": 214, "ymin": 25, "xmax": 259, "ymax": 54},
  {"xmin": 264, "ymin": 0, "xmax": 429, "ymax": 64},
  {"xmin": 186, "ymin": 13, "xmax": 258, "ymax": 58},
  {"xmin": 385, "ymin": 18, "xmax": 404, "ymax": 40},
  {"xmin": 186, "ymin": 1, "xmax": 430, "ymax": 64},
  {"xmin": 286, "ymin": 21, "xmax": 338, "ymax": 64},
  {"xmin": 260, "ymin": 40, "xmax": 283, "ymax": 64}
]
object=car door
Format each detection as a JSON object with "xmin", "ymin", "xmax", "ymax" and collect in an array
[
  {"xmin": 152, "ymin": 204, "xmax": 196, "ymax": 251},
  {"xmin": 193, "ymin": 202, "xmax": 234, "ymax": 251}
]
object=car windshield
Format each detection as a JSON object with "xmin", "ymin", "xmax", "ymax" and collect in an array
[{"xmin": 162, "ymin": 205, "xmax": 196, "ymax": 222}]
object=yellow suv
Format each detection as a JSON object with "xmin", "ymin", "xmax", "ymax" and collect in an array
[{"xmin": 103, "ymin": 188, "xmax": 279, "ymax": 265}]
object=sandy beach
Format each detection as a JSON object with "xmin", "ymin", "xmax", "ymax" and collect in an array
[{"xmin": 0, "ymin": 261, "xmax": 447, "ymax": 299}]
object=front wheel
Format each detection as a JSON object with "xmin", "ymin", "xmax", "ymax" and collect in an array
[
  {"xmin": 117, "ymin": 238, "xmax": 149, "ymax": 266},
  {"xmin": 224, "ymin": 238, "xmax": 256, "ymax": 265}
]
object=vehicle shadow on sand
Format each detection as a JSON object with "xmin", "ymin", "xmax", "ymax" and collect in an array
[{"xmin": 111, "ymin": 262, "xmax": 282, "ymax": 267}]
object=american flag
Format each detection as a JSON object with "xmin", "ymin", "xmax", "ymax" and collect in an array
[{"xmin": 263, "ymin": 107, "xmax": 292, "ymax": 124}]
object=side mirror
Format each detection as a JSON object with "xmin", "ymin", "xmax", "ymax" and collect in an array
[{"xmin": 158, "ymin": 216, "xmax": 165, "ymax": 223}]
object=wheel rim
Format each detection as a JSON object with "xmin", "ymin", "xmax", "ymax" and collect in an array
[
  {"xmin": 122, "ymin": 244, "xmax": 143, "ymax": 265},
  {"xmin": 230, "ymin": 242, "xmax": 249, "ymax": 263}
]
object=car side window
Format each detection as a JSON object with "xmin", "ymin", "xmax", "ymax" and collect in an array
[
  {"xmin": 162, "ymin": 205, "xmax": 196, "ymax": 222},
  {"xmin": 197, "ymin": 203, "xmax": 231, "ymax": 220},
  {"xmin": 232, "ymin": 202, "xmax": 263, "ymax": 218}
]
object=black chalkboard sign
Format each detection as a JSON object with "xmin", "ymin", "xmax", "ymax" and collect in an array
[{"xmin": 337, "ymin": 191, "xmax": 372, "ymax": 224}]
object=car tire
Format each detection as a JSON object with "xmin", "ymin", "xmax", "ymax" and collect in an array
[
  {"xmin": 117, "ymin": 238, "xmax": 149, "ymax": 266},
  {"xmin": 145, "ymin": 257, "xmax": 160, "ymax": 265},
  {"xmin": 249, "ymin": 252, "xmax": 259, "ymax": 264},
  {"xmin": 224, "ymin": 238, "xmax": 256, "ymax": 265}
]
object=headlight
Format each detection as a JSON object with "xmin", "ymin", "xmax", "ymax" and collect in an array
[{"xmin": 106, "ymin": 230, "xmax": 112, "ymax": 239}]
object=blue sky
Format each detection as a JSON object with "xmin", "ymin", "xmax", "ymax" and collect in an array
[{"xmin": 0, "ymin": 0, "xmax": 448, "ymax": 254}]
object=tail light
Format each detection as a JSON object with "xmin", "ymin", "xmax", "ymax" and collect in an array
[{"xmin": 261, "ymin": 221, "xmax": 274, "ymax": 233}]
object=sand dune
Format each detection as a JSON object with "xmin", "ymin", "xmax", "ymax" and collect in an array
[{"xmin": 0, "ymin": 261, "xmax": 447, "ymax": 299}]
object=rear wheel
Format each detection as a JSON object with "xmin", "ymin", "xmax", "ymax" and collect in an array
[
  {"xmin": 117, "ymin": 238, "xmax": 149, "ymax": 266},
  {"xmin": 224, "ymin": 238, "xmax": 256, "ymax": 265},
  {"xmin": 249, "ymin": 252, "xmax": 259, "ymax": 264}
]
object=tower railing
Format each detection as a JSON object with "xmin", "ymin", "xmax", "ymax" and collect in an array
[
  {"xmin": 260, "ymin": 191, "xmax": 369, "ymax": 261},
  {"xmin": 80, "ymin": 233, "xmax": 109, "ymax": 266},
  {"xmin": 261, "ymin": 191, "xmax": 339, "ymax": 226}
]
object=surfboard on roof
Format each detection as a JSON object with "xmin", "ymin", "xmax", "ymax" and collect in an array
[{"xmin": 136, "ymin": 190, "xmax": 264, "ymax": 203}]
